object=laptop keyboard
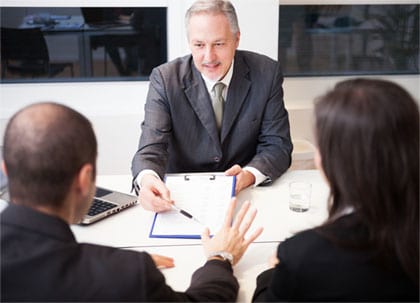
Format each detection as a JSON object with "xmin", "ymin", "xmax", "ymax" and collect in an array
[
  {"xmin": 88, "ymin": 199, "xmax": 116, "ymax": 216},
  {"xmin": 95, "ymin": 187, "xmax": 113, "ymax": 197}
]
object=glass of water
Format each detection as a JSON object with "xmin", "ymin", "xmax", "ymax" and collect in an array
[{"xmin": 289, "ymin": 181, "xmax": 312, "ymax": 212}]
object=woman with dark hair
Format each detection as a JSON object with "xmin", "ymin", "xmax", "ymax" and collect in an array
[{"xmin": 253, "ymin": 78, "xmax": 419, "ymax": 301}]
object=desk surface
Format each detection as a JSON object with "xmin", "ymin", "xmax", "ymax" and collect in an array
[
  {"xmin": 71, "ymin": 169, "xmax": 329, "ymax": 248},
  {"xmin": 1, "ymin": 169, "xmax": 330, "ymax": 302}
]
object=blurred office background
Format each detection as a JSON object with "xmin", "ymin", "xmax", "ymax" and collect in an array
[{"xmin": 1, "ymin": 0, "xmax": 418, "ymax": 175}]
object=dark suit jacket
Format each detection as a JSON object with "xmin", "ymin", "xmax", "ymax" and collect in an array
[
  {"xmin": 132, "ymin": 50, "xmax": 292, "ymax": 181},
  {"xmin": 1, "ymin": 203, "xmax": 238, "ymax": 302},
  {"xmin": 253, "ymin": 213, "xmax": 419, "ymax": 302}
]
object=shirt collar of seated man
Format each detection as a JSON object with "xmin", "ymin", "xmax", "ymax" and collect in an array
[
  {"xmin": 202, "ymin": 59, "xmax": 234, "ymax": 98},
  {"xmin": 2, "ymin": 102, "xmax": 97, "ymax": 225}
]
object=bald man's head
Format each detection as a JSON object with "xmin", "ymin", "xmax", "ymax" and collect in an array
[{"xmin": 3, "ymin": 102, "xmax": 97, "ymax": 207}]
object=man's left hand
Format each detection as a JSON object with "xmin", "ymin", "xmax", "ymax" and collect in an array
[{"xmin": 225, "ymin": 164, "xmax": 255, "ymax": 194}]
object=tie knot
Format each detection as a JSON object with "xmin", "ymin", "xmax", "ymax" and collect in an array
[{"xmin": 213, "ymin": 82, "xmax": 225, "ymax": 97}]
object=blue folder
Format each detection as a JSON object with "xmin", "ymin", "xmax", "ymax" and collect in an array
[{"xmin": 149, "ymin": 173, "xmax": 236, "ymax": 239}]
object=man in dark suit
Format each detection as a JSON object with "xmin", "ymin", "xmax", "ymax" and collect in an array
[
  {"xmin": 0, "ymin": 102, "xmax": 262, "ymax": 301},
  {"xmin": 131, "ymin": 0, "xmax": 293, "ymax": 212}
]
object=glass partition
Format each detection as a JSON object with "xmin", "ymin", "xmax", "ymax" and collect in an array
[
  {"xmin": 279, "ymin": 4, "xmax": 419, "ymax": 77},
  {"xmin": 0, "ymin": 7, "xmax": 167, "ymax": 83}
]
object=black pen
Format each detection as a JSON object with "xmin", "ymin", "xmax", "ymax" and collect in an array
[{"xmin": 171, "ymin": 204, "xmax": 203, "ymax": 225}]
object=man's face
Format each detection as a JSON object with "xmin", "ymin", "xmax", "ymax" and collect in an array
[{"xmin": 187, "ymin": 13, "xmax": 240, "ymax": 81}]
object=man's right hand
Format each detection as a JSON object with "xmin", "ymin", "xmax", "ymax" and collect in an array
[
  {"xmin": 138, "ymin": 174, "xmax": 173, "ymax": 212},
  {"xmin": 201, "ymin": 198, "xmax": 263, "ymax": 266}
]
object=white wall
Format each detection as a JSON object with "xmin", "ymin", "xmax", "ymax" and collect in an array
[{"xmin": 1, "ymin": 0, "xmax": 419, "ymax": 175}]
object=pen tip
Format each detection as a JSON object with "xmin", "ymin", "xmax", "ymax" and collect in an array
[{"xmin": 194, "ymin": 218, "xmax": 204, "ymax": 226}]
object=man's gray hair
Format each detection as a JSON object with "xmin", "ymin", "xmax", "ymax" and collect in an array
[{"xmin": 185, "ymin": 0, "xmax": 240, "ymax": 36}]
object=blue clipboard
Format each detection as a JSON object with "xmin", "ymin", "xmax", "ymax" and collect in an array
[{"xmin": 149, "ymin": 173, "xmax": 236, "ymax": 239}]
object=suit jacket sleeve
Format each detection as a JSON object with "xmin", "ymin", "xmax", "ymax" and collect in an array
[
  {"xmin": 245, "ymin": 60, "xmax": 292, "ymax": 182},
  {"xmin": 185, "ymin": 259, "xmax": 239, "ymax": 301},
  {"xmin": 252, "ymin": 268, "xmax": 275, "ymax": 302},
  {"xmin": 131, "ymin": 66, "xmax": 172, "ymax": 179},
  {"xmin": 252, "ymin": 242, "xmax": 294, "ymax": 302},
  {"xmin": 142, "ymin": 253, "xmax": 239, "ymax": 302}
]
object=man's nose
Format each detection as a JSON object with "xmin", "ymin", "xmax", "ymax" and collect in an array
[{"xmin": 204, "ymin": 45, "xmax": 216, "ymax": 62}]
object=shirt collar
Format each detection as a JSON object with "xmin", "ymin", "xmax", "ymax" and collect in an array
[{"xmin": 202, "ymin": 59, "xmax": 234, "ymax": 96}]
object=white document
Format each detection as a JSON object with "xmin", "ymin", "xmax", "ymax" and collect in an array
[{"xmin": 149, "ymin": 173, "xmax": 236, "ymax": 239}]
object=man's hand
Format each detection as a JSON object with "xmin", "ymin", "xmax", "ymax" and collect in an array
[
  {"xmin": 150, "ymin": 254, "xmax": 175, "ymax": 269},
  {"xmin": 201, "ymin": 198, "xmax": 263, "ymax": 266},
  {"xmin": 268, "ymin": 253, "xmax": 279, "ymax": 268},
  {"xmin": 225, "ymin": 164, "xmax": 256, "ymax": 194},
  {"xmin": 138, "ymin": 174, "xmax": 173, "ymax": 212}
]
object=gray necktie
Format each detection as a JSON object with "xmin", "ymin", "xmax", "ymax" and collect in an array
[{"xmin": 212, "ymin": 82, "xmax": 225, "ymax": 131}]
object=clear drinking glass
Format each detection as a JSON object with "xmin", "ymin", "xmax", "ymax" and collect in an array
[{"xmin": 289, "ymin": 181, "xmax": 312, "ymax": 212}]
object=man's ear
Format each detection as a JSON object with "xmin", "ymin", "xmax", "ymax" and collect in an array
[
  {"xmin": 234, "ymin": 31, "xmax": 240, "ymax": 48},
  {"xmin": 1, "ymin": 160, "xmax": 8, "ymax": 177},
  {"xmin": 77, "ymin": 163, "xmax": 94, "ymax": 196},
  {"xmin": 69, "ymin": 163, "xmax": 95, "ymax": 225}
]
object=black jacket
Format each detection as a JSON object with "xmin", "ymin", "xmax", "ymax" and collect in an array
[
  {"xmin": 1, "ymin": 203, "xmax": 238, "ymax": 302},
  {"xmin": 253, "ymin": 213, "xmax": 419, "ymax": 302}
]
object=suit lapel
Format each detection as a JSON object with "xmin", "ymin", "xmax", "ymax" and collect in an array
[
  {"xmin": 184, "ymin": 65, "xmax": 221, "ymax": 147},
  {"xmin": 221, "ymin": 55, "xmax": 251, "ymax": 142}
]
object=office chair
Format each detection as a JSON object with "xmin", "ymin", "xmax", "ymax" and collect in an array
[{"xmin": 1, "ymin": 27, "xmax": 74, "ymax": 79}]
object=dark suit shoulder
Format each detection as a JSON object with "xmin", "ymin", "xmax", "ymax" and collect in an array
[
  {"xmin": 235, "ymin": 50, "xmax": 279, "ymax": 70},
  {"xmin": 278, "ymin": 228, "xmax": 327, "ymax": 266},
  {"xmin": 234, "ymin": 50, "xmax": 282, "ymax": 85},
  {"xmin": 152, "ymin": 54, "xmax": 194, "ymax": 86},
  {"xmin": 277, "ymin": 214, "xmax": 365, "ymax": 265},
  {"xmin": 236, "ymin": 49, "xmax": 278, "ymax": 64},
  {"xmin": 275, "ymin": 215, "xmax": 418, "ymax": 301}
]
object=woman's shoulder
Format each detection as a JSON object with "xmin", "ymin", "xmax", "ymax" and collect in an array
[{"xmin": 278, "ymin": 214, "xmax": 364, "ymax": 263}]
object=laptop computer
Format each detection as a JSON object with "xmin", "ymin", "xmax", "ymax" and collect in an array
[
  {"xmin": 0, "ymin": 168, "xmax": 9, "ymax": 203},
  {"xmin": 0, "ymin": 177, "xmax": 137, "ymax": 225},
  {"xmin": 81, "ymin": 186, "xmax": 138, "ymax": 225}
]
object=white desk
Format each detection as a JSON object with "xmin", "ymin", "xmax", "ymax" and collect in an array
[
  {"xmin": 1, "ymin": 170, "xmax": 329, "ymax": 302},
  {"xmin": 71, "ymin": 169, "xmax": 329, "ymax": 247}
]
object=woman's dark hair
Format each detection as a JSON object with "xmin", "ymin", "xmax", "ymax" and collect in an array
[{"xmin": 314, "ymin": 78, "xmax": 419, "ymax": 285}]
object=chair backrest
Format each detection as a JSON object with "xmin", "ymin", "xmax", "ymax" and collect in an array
[{"xmin": 1, "ymin": 27, "xmax": 50, "ymax": 62}]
